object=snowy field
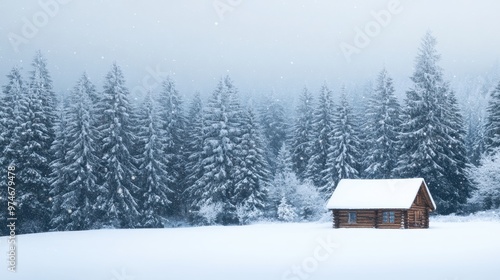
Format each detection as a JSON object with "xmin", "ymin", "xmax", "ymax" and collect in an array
[{"xmin": 1, "ymin": 219, "xmax": 500, "ymax": 280}]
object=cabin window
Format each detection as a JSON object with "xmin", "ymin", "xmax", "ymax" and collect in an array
[
  {"xmin": 382, "ymin": 211, "xmax": 395, "ymax": 223},
  {"xmin": 348, "ymin": 212, "xmax": 357, "ymax": 224}
]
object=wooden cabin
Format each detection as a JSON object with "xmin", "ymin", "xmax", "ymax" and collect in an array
[{"xmin": 326, "ymin": 178, "xmax": 436, "ymax": 229}]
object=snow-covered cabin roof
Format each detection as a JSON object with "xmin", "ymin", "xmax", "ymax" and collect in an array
[{"xmin": 326, "ymin": 178, "xmax": 436, "ymax": 210}]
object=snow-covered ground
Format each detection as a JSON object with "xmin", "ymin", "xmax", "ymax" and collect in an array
[{"xmin": 1, "ymin": 218, "xmax": 500, "ymax": 280}]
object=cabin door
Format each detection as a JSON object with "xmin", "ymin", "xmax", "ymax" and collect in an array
[{"xmin": 413, "ymin": 210, "xmax": 424, "ymax": 228}]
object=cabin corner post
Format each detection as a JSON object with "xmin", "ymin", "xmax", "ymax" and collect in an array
[
  {"xmin": 331, "ymin": 210, "xmax": 335, "ymax": 228},
  {"xmin": 333, "ymin": 210, "xmax": 340, "ymax": 229},
  {"xmin": 374, "ymin": 210, "xmax": 379, "ymax": 229},
  {"xmin": 400, "ymin": 210, "xmax": 407, "ymax": 229},
  {"xmin": 425, "ymin": 208, "xmax": 430, "ymax": 228},
  {"xmin": 400, "ymin": 211, "xmax": 404, "ymax": 229}
]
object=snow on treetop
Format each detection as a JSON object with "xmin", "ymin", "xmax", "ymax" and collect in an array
[{"xmin": 326, "ymin": 178, "xmax": 436, "ymax": 210}]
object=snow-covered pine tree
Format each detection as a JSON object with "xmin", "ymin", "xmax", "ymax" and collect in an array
[
  {"xmin": 363, "ymin": 68, "xmax": 402, "ymax": 178},
  {"xmin": 322, "ymin": 89, "xmax": 361, "ymax": 198},
  {"xmin": 0, "ymin": 67, "xmax": 26, "ymax": 236},
  {"xmin": 29, "ymin": 51, "xmax": 58, "ymax": 160},
  {"xmin": 157, "ymin": 77, "xmax": 187, "ymax": 216},
  {"xmin": 267, "ymin": 143, "xmax": 322, "ymax": 221},
  {"xmin": 81, "ymin": 72, "xmax": 99, "ymax": 104},
  {"xmin": 6, "ymin": 53, "xmax": 57, "ymax": 233},
  {"xmin": 1, "ymin": 67, "xmax": 25, "ymax": 167},
  {"xmin": 290, "ymin": 87, "xmax": 315, "ymax": 179},
  {"xmin": 96, "ymin": 63, "xmax": 140, "ymax": 228},
  {"xmin": 49, "ymin": 74, "xmax": 103, "ymax": 231},
  {"xmin": 465, "ymin": 112, "xmax": 485, "ymax": 167},
  {"xmin": 48, "ymin": 107, "xmax": 71, "ymax": 231},
  {"xmin": 15, "ymin": 76, "xmax": 52, "ymax": 233},
  {"xmin": 304, "ymin": 84, "xmax": 335, "ymax": 188},
  {"xmin": 395, "ymin": 32, "xmax": 470, "ymax": 214},
  {"xmin": 79, "ymin": 72, "xmax": 100, "ymax": 124},
  {"xmin": 259, "ymin": 94, "xmax": 289, "ymax": 173},
  {"xmin": 468, "ymin": 147, "xmax": 500, "ymax": 209},
  {"xmin": 441, "ymin": 91, "xmax": 471, "ymax": 211},
  {"xmin": 187, "ymin": 77, "xmax": 243, "ymax": 225},
  {"xmin": 275, "ymin": 143, "xmax": 295, "ymax": 178},
  {"xmin": 294, "ymin": 180, "xmax": 323, "ymax": 220},
  {"xmin": 232, "ymin": 107, "xmax": 270, "ymax": 223},
  {"xmin": 136, "ymin": 91, "xmax": 173, "ymax": 228},
  {"xmin": 184, "ymin": 93, "xmax": 205, "ymax": 209},
  {"xmin": 12, "ymin": 51, "xmax": 59, "ymax": 233},
  {"xmin": 277, "ymin": 197, "xmax": 297, "ymax": 222},
  {"xmin": 484, "ymin": 81, "xmax": 500, "ymax": 154},
  {"xmin": 266, "ymin": 143, "xmax": 295, "ymax": 218}
]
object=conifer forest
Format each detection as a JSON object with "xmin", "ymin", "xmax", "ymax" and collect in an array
[{"xmin": 1, "ymin": 32, "xmax": 500, "ymax": 235}]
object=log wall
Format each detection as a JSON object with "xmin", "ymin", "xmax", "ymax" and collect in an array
[
  {"xmin": 331, "ymin": 209, "xmax": 433, "ymax": 229},
  {"xmin": 333, "ymin": 210, "xmax": 406, "ymax": 229}
]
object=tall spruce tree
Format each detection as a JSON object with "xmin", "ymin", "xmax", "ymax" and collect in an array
[
  {"xmin": 136, "ymin": 92, "xmax": 173, "ymax": 228},
  {"xmin": 484, "ymin": 81, "xmax": 500, "ymax": 154},
  {"xmin": 442, "ymin": 91, "xmax": 471, "ymax": 210},
  {"xmin": 322, "ymin": 90, "xmax": 361, "ymax": 198},
  {"xmin": 291, "ymin": 87, "xmax": 315, "ymax": 179},
  {"xmin": 275, "ymin": 143, "xmax": 295, "ymax": 177},
  {"xmin": 50, "ymin": 74, "xmax": 103, "ymax": 231},
  {"xmin": 363, "ymin": 68, "xmax": 402, "ymax": 178},
  {"xmin": 465, "ymin": 112, "xmax": 485, "ymax": 167},
  {"xmin": 395, "ymin": 32, "xmax": 470, "ymax": 214},
  {"xmin": 259, "ymin": 94, "xmax": 289, "ymax": 173},
  {"xmin": 233, "ymin": 107, "xmax": 270, "ymax": 223},
  {"xmin": 48, "ymin": 107, "xmax": 71, "ymax": 231},
  {"xmin": 184, "ymin": 93, "xmax": 205, "ymax": 209},
  {"xmin": 30, "ymin": 51, "xmax": 58, "ymax": 158},
  {"xmin": 13, "ymin": 52, "xmax": 57, "ymax": 233},
  {"xmin": 1, "ymin": 67, "xmax": 25, "ymax": 166},
  {"xmin": 16, "ymin": 77, "xmax": 52, "ymax": 233},
  {"xmin": 268, "ymin": 144, "xmax": 296, "ymax": 219},
  {"xmin": 186, "ymin": 77, "xmax": 243, "ymax": 225},
  {"xmin": 157, "ymin": 77, "xmax": 187, "ymax": 216},
  {"xmin": 96, "ymin": 63, "xmax": 140, "ymax": 228},
  {"xmin": 80, "ymin": 72, "xmax": 100, "ymax": 121},
  {"xmin": 304, "ymin": 84, "xmax": 335, "ymax": 188},
  {"xmin": 0, "ymin": 67, "xmax": 26, "ymax": 235}
]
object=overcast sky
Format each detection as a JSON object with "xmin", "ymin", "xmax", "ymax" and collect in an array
[{"xmin": 1, "ymin": 0, "xmax": 499, "ymax": 101}]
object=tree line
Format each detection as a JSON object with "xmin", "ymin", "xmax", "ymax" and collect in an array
[{"xmin": 1, "ymin": 32, "xmax": 499, "ymax": 235}]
